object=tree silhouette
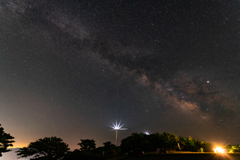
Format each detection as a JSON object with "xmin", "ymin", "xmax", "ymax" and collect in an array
[
  {"xmin": 102, "ymin": 141, "xmax": 120, "ymax": 156},
  {"xmin": 0, "ymin": 124, "xmax": 15, "ymax": 157},
  {"xmin": 179, "ymin": 136, "xmax": 212, "ymax": 152},
  {"xmin": 120, "ymin": 132, "xmax": 212, "ymax": 153},
  {"xmin": 160, "ymin": 132, "xmax": 179, "ymax": 152},
  {"xmin": 120, "ymin": 133, "xmax": 150, "ymax": 152},
  {"xmin": 78, "ymin": 139, "xmax": 96, "ymax": 154},
  {"xmin": 103, "ymin": 141, "xmax": 115, "ymax": 149},
  {"xmin": 16, "ymin": 136, "xmax": 69, "ymax": 160}
]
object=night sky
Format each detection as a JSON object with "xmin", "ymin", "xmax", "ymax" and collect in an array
[{"xmin": 1, "ymin": 0, "xmax": 240, "ymax": 151}]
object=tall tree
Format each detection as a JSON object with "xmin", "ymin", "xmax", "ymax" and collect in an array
[
  {"xmin": 0, "ymin": 124, "xmax": 15, "ymax": 157},
  {"xmin": 16, "ymin": 136, "xmax": 69, "ymax": 160}
]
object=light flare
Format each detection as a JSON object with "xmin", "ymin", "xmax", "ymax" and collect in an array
[
  {"xmin": 143, "ymin": 130, "xmax": 151, "ymax": 135},
  {"xmin": 214, "ymin": 147, "xmax": 226, "ymax": 153},
  {"xmin": 110, "ymin": 120, "xmax": 127, "ymax": 130},
  {"xmin": 110, "ymin": 120, "xmax": 127, "ymax": 146}
]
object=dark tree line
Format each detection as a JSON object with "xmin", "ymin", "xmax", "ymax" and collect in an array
[
  {"xmin": 16, "ymin": 138, "xmax": 118, "ymax": 160},
  {"xmin": 16, "ymin": 137, "xmax": 70, "ymax": 160},
  {"xmin": 120, "ymin": 132, "xmax": 212, "ymax": 153},
  {"xmin": 0, "ymin": 124, "xmax": 216, "ymax": 160}
]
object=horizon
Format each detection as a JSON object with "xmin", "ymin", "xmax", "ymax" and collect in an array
[{"xmin": 1, "ymin": 131, "xmax": 238, "ymax": 159}]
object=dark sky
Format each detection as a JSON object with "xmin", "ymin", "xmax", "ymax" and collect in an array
[{"xmin": 0, "ymin": 0, "xmax": 240, "ymax": 151}]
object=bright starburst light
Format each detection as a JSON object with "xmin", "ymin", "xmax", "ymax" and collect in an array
[
  {"xmin": 143, "ymin": 130, "xmax": 151, "ymax": 135},
  {"xmin": 110, "ymin": 120, "xmax": 127, "ymax": 130},
  {"xmin": 214, "ymin": 147, "xmax": 226, "ymax": 153},
  {"xmin": 110, "ymin": 120, "xmax": 127, "ymax": 146}
]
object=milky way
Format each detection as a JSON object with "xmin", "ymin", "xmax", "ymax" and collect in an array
[{"xmin": 0, "ymin": 0, "xmax": 240, "ymax": 150}]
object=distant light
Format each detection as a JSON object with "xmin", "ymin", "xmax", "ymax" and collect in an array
[
  {"xmin": 214, "ymin": 147, "xmax": 225, "ymax": 153},
  {"xmin": 143, "ymin": 130, "xmax": 150, "ymax": 135},
  {"xmin": 110, "ymin": 120, "xmax": 127, "ymax": 146},
  {"xmin": 110, "ymin": 121, "xmax": 127, "ymax": 130},
  {"xmin": 207, "ymin": 81, "xmax": 210, "ymax": 83}
]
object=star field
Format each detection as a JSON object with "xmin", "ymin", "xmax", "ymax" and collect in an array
[{"xmin": 0, "ymin": 0, "xmax": 240, "ymax": 152}]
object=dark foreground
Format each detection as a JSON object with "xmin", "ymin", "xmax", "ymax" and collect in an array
[{"xmin": 120, "ymin": 153, "xmax": 240, "ymax": 160}]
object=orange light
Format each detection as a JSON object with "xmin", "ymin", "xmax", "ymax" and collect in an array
[{"xmin": 214, "ymin": 147, "xmax": 225, "ymax": 153}]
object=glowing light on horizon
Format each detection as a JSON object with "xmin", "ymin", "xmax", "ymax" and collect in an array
[
  {"xmin": 143, "ymin": 130, "xmax": 151, "ymax": 135},
  {"xmin": 214, "ymin": 147, "xmax": 225, "ymax": 153}
]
